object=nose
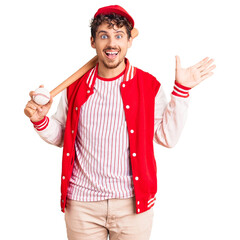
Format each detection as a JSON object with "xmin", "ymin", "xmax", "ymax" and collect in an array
[{"xmin": 107, "ymin": 35, "xmax": 118, "ymax": 49}]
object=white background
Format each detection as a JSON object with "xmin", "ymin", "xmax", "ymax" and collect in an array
[{"xmin": 1, "ymin": 0, "xmax": 239, "ymax": 239}]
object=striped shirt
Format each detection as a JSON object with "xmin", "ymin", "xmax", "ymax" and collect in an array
[{"xmin": 67, "ymin": 69, "xmax": 134, "ymax": 201}]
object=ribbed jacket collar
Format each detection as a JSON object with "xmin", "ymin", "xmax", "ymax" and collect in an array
[{"xmin": 86, "ymin": 58, "xmax": 136, "ymax": 89}]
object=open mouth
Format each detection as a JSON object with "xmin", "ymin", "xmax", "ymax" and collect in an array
[{"xmin": 104, "ymin": 51, "xmax": 119, "ymax": 59}]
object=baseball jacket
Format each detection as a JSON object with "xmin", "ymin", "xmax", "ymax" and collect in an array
[{"xmin": 32, "ymin": 58, "xmax": 190, "ymax": 214}]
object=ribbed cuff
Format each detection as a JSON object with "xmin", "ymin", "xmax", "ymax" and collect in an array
[
  {"xmin": 172, "ymin": 81, "xmax": 191, "ymax": 98},
  {"xmin": 31, "ymin": 116, "xmax": 49, "ymax": 131}
]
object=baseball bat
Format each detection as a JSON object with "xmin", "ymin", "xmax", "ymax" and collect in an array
[{"xmin": 25, "ymin": 28, "xmax": 139, "ymax": 118}]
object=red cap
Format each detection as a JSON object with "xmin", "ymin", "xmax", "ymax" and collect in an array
[{"xmin": 94, "ymin": 5, "xmax": 134, "ymax": 28}]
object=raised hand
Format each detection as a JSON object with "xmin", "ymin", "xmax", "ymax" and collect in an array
[{"xmin": 175, "ymin": 56, "xmax": 216, "ymax": 88}]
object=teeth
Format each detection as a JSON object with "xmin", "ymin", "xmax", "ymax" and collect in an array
[{"xmin": 106, "ymin": 52, "xmax": 118, "ymax": 55}]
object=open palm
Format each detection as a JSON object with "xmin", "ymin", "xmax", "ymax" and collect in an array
[{"xmin": 175, "ymin": 56, "xmax": 216, "ymax": 88}]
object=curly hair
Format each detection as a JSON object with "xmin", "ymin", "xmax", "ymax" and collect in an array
[{"xmin": 90, "ymin": 13, "xmax": 133, "ymax": 40}]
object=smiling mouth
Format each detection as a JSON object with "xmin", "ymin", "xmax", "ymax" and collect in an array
[{"xmin": 104, "ymin": 51, "xmax": 119, "ymax": 59}]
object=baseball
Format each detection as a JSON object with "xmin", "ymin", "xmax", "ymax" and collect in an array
[{"xmin": 33, "ymin": 87, "xmax": 51, "ymax": 105}]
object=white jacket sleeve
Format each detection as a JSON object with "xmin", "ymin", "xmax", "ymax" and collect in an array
[
  {"xmin": 153, "ymin": 83, "xmax": 190, "ymax": 148},
  {"xmin": 31, "ymin": 89, "xmax": 68, "ymax": 147}
]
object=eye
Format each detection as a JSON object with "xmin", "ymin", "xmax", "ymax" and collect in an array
[
  {"xmin": 101, "ymin": 35, "xmax": 108, "ymax": 39},
  {"xmin": 116, "ymin": 35, "xmax": 123, "ymax": 39}
]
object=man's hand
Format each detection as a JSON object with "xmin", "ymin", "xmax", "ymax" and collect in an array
[
  {"xmin": 24, "ymin": 85, "xmax": 53, "ymax": 122},
  {"xmin": 175, "ymin": 56, "xmax": 216, "ymax": 88}
]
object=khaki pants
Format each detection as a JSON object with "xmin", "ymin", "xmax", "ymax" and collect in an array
[{"xmin": 65, "ymin": 197, "xmax": 154, "ymax": 240}]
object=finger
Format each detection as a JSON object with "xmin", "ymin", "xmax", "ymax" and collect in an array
[
  {"xmin": 29, "ymin": 91, "xmax": 36, "ymax": 98},
  {"xmin": 175, "ymin": 55, "xmax": 181, "ymax": 70},
  {"xmin": 193, "ymin": 57, "xmax": 209, "ymax": 68},
  {"xmin": 26, "ymin": 101, "xmax": 40, "ymax": 111},
  {"xmin": 39, "ymin": 85, "xmax": 44, "ymax": 88},
  {"xmin": 37, "ymin": 106, "xmax": 43, "ymax": 112},
  {"xmin": 200, "ymin": 64, "xmax": 216, "ymax": 76},
  {"xmin": 30, "ymin": 103, "xmax": 43, "ymax": 112},
  {"xmin": 200, "ymin": 72, "xmax": 214, "ymax": 81},
  {"xmin": 26, "ymin": 102, "xmax": 37, "ymax": 111},
  {"xmin": 198, "ymin": 58, "xmax": 215, "ymax": 72}
]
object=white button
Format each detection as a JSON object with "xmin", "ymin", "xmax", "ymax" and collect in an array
[
  {"xmin": 72, "ymin": 130, "xmax": 74, "ymax": 134},
  {"xmin": 122, "ymin": 83, "xmax": 126, "ymax": 87},
  {"xmin": 126, "ymin": 105, "xmax": 130, "ymax": 109},
  {"xmin": 87, "ymin": 90, "xmax": 90, "ymax": 93},
  {"xmin": 62, "ymin": 200, "xmax": 64, "ymax": 203},
  {"xmin": 66, "ymin": 153, "xmax": 70, "ymax": 156},
  {"xmin": 137, "ymin": 201, "xmax": 140, "ymax": 205},
  {"xmin": 135, "ymin": 176, "xmax": 139, "ymax": 181},
  {"xmin": 75, "ymin": 107, "xmax": 78, "ymax": 111},
  {"xmin": 130, "ymin": 129, "xmax": 134, "ymax": 133},
  {"xmin": 137, "ymin": 209, "xmax": 140, "ymax": 213},
  {"xmin": 132, "ymin": 153, "xmax": 136, "ymax": 157},
  {"xmin": 62, "ymin": 176, "xmax": 65, "ymax": 180}
]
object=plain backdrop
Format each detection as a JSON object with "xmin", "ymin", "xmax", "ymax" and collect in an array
[{"xmin": 1, "ymin": 0, "xmax": 239, "ymax": 239}]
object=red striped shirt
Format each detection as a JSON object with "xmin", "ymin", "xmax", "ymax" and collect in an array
[{"xmin": 67, "ymin": 70, "xmax": 134, "ymax": 201}]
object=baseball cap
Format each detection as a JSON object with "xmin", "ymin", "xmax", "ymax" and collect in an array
[{"xmin": 94, "ymin": 5, "xmax": 134, "ymax": 28}]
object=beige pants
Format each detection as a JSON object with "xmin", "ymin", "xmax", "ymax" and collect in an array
[{"xmin": 65, "ymin": 197, "xmax": 154, "ymax": 240}]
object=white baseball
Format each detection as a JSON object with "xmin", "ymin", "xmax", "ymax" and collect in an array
[{"xmin": 33, "ymin": 87, "xmax": 51, "ymax": 105}]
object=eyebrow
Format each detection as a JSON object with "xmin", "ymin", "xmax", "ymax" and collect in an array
[{"xmin": 97, "ymin": 30, "xmax": 125, "ymax": 35}]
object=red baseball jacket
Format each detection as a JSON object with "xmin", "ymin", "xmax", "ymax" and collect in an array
[
  {"xmin": 61, "ymin": 59, "xmax": 160, "ymax": 214},
  {"xmin": 31, "ymin": 59, "xmax": 190, "ymax": 214}
]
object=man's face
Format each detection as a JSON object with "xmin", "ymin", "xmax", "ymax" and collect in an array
[{"xmin": 91, "ymin": 22, "xmax": 132, "ymax": 69}]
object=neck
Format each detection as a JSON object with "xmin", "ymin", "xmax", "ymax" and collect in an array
[{"xmin": 97, "ymin": 59, "xmax": 126, "ymax": 79}]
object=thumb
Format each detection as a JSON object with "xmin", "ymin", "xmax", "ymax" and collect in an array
[{"xmin": 175, "ymin": 55, "xmax": 181, "ymax": 70}]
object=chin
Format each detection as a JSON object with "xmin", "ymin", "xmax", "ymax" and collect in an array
[{"xmin": 102, "ymin": 58, "xmax": 124, "ymax": 69}]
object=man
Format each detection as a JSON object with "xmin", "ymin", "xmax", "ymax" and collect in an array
[{"xmin": 24, "ymin": 5, "xmax": 216, "ymax": 240}]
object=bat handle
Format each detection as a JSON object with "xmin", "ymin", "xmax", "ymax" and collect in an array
[
  {"xmin": 24, "ymin": 107, "xmax": 36, "ymax": 118},
  {"xmin": 50, "ymin": 55, "xmax": 98, "ymax": 98},
  {"xmin": 131, "ymin": 28, "xmax": 139, "ymax": 38}
]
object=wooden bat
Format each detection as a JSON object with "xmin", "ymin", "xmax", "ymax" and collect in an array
[{"xmin": 25, "ymin": 28, "xmax": 139, "ymax": 118}]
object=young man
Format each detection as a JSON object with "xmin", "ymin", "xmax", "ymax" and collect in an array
[{"xmin": 24, "ymin": 5, "xmax": 216, "ymax": 240}]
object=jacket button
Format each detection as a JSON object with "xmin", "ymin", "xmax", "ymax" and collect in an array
[
  {"xmin": 137, "ymin": 209, "xmax": 140, "ymax": 213},
  {"xmin": 75, "ymin": 107, "xmax": 78, "ymax": 111},
  {"xmin": 72, "ymin": 130, "xmax": 74, "ymax": 134},
  {"xmin": 126, "ymin": 105, "xmax": 130, "ymax": 109},
  {"xmin": 135, "ymin": 176, "xmax": 139, "ymax": 181},
  {"xmin": 132, "ymin": 153, "xmax": 136, "ymax": 157},
  {"xmin": 62, "ymin": 176, "xmax": 65, "ymax": 180},
  {"xmin": 122, "ymin": 83, "xmax": 126, "ymax": 87},
  {"xmin": 137, "ymin": 201, "xmax": 140, "ymax": 205},
  {"xmin": 66, "ymin": 153, "xmax": 70, "ymax": 156},
  {"xmin": 87, "ymin": 90, "xmax": 90, "ymax": 93},
  {"xmin": 130, "ymin": 129, "xmax": 134, "ymax": 133}
]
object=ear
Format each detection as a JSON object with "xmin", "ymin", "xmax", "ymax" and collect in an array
[
  {"xmin": 90, "ymin": 37, "xmax": 96, "ymax": 49},
  {"xmin": 127, "ymin": 37, "xmax": 133, "ymax": 49}
]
